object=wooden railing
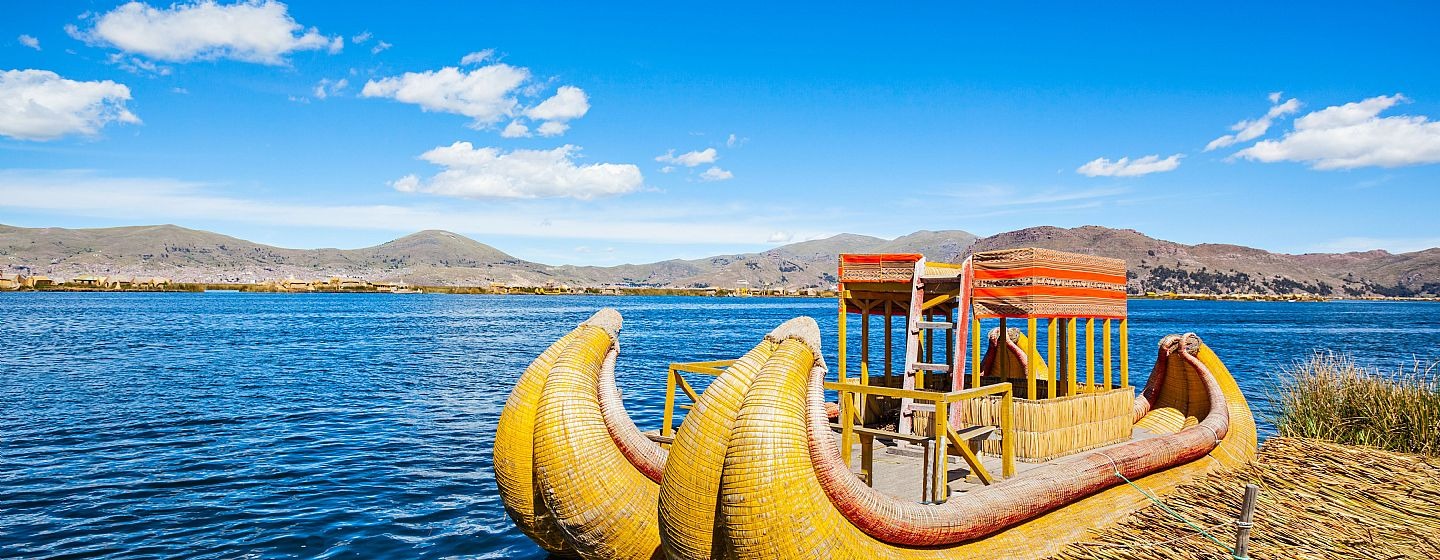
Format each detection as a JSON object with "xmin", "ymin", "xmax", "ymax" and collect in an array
[
  {"xmin": 661, "ymin": 359, "xmax": 736, "ymax": 437},
  {"xmin": 827, "ymin": 379, "xmax": 1017, "ymax": 503}
]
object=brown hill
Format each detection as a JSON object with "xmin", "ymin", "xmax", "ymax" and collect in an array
[{"xmin": 0, "ymin": 223, "xmax": 1434, "ymax": 296}]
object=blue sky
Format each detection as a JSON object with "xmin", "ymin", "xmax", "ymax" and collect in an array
[{"xmin": 3, "ymin": 2, "xmax": 1439, "ymax": 265}]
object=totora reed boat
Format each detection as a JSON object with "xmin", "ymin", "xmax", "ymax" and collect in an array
[{"xmin": 494, "ymin": 248, "xmax": 1257, "ymax": 559}]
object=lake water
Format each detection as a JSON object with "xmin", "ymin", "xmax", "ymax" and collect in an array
[{"xmin": 2, "ymin": 293, "xmax": 1437, "ymax": 558}]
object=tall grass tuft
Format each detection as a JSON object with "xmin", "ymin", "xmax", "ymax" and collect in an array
[{"xmin": 1275, "ymin": 352, "xmax": 1440, "ymax": 456}]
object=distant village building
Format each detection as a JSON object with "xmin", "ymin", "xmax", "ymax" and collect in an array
[{"xmin": 72, "ymin": 274, "xmax": 110, "ymax": 288}]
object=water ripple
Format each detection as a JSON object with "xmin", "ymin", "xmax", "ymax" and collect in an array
[{"xmin": 1, "ymin": 293, "xmax": 1437, "ymax": 558}]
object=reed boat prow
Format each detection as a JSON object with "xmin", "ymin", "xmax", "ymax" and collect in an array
[{"xmin": 493, "ymin": 308, "xmax": 667, "ymax": 559}]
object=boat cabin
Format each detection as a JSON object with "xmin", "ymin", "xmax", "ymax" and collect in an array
[{"xmin": 664, "ymin": 247, "xmax": 1136, "ymax": 502}]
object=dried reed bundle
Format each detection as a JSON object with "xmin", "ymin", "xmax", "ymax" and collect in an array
[{"xmin": 1054, "ymin": 437, "xmax": 1440, "ymax": 559}]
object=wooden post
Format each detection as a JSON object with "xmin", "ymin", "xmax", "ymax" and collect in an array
[
  {"xmin": 934, "ymin": 399, "xmax": 948, "ymax": 503},
  {"xmin": 970, "ymin": 315, "xmax": 981, "ymax": 389},
  {"xmin": 860, "ymin": 306, "xmax": 871, "ymax": 422},
  {"xmin": 1103, "ymin": 318, "xmax": 1113, "ymax": 389},
  {"xmin": 1086, "ymin": 318, "xmax": 1096, "ymax": 388},
  {"xmin": 839, "ymin": 293, "xmax": 852, "ymax": 465},
  {"xmin": 1027, "ymin": 318, "xmax": 1038, "ymax": 400},
  {"xmin": 1067, "ymin": 318, "xmax": 1078, "ymax": 396},
  {"xmin": 861, "ymin": 434, "xmax": 875, "ymax": 487},
  {"xmin": 997, "ymin": 317, "xmax": 1007, "ymax": 379},
  {"xmin": 1235, "ymin": 483, "xmax": 1259, "ymax": 559},
  {"xmin": 1120, "ymin": 318, "xmax": 1129, "ymax": 388},
  {"xmin": 662, "ymin": 366, "xmax": 678, "ymax": 436},
  {"xmin": 1000, "ymin": 386, "xmax": 1015, "ymax": 478},
  {"xmin": 884, "ymin": 302, "xmax": 893, "ymax": 385},
  {"xmin": 1046, "ymin": 318, "xmax": 1057, "ymax": 398}
]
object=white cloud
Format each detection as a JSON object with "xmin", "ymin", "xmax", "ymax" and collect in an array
[
  {"xmin": 18, "ymin": 34, "xmax": 40, "ymax": 50},
  {"xmin": 536, "ymin": 121, "xmax": 568, "ymax": 137},
  {"xmin": 0, "ymin": 69, "xmax": 140, "ymax": 141},
  {"xmin": 1235, "ymin": 94, "xmax": 1440, "ymax": 169},
  {"xmin": 351, "ymin": 31, "xmax": 371, "ymax": 44},
  {"xmin": 361, "ymin": 64, "xmax": 530, "ymax": 126},
  {"xmin": 312, "ymin": 77, "xmax": 347, "ymax": 100},
  {"xmin": 526, "ymin": 85, "xmax": 589, "ymax": 121},
  {"xmin": 659, "ymin": 166, "xmax": 675, "ymax": 174},
  {"xmin": 1076, "ymin": 154, "xmax": 1182, "ymax": 177},
  {"xmin": 655, "ymin": 147, "xmax": 718, "ymax": 167},
  {"xmin": 726, "ymin": 133, "xmax": 748, "ymax": 148},
  {"xmin": 108, "ymin": 53, "xmax": 172, "ymax": 75},
  {"xmin": 699, "ymin": 166, "xmax": 734, "ymax": 181},
  {"xmin": 1205, "ymin": 93, "xmax": 1301, "ymax": 151},
  {"xmin": 767, "ymin": 231, "xmax": 793, "ymax": 243},
  {"xmin": 393, "ymin": 142, "xmax": 643, "ymax": 200},
  {"xmin": 79, "ymin": 0, "xmax": 341, "ymax": 65},
  {"xmin": 460, "ymin": 49, "xmax": 495, "ymax": 66},
  {"xmin": 501, "ymin": 120, "xmax": 530, "ymax": 138},
  {"xmin": 371, "ymin": 40, "xmax": 391, "ymax": 54},
  {"xmin": 0, "ymin": 170, "xmax": 813, "ymax": 248}
]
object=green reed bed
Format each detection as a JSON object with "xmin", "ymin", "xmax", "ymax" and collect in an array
[{"xmin": 1275, "ymin": 352, "xmax": 1440, "ymax": 456}]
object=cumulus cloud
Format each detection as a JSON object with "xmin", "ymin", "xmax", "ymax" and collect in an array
[
  {"xmin": 1076, "ymin": 154, "xmax": 1182, "ymax": 177},
  {"xmin": 726, "ymin": 133, "xmax": 748, "ymax": 148},
  {"xmin": 351, "ymin": 31, "xmax": 371, "ymax": 44},
  {"xmin": 526, "ymin": 85, "xmax": 589, "ymax": 121},
  {"xmin": 536, "ymin": 121, "xmax": 568, "ymax": 137},
  {"xmin": 392, "ymin": 141, "xmax": 643, "ymax": 200},
  {"xmin": 18, "ymin": 34, "xmax": 40, "ymax": 50},
  {"xmin": 312, "ymin": 77, "xmax": 347, "ymax": 100},
  {"xmin": 460, "ymin": 49, "xmax": 495, "ymax": 66},
  {"xmin": 1235, "ymin": 94, "xmax": 1440, "ymax": 170},
  {"xmin": 371, "ymin": 41, "xmax": 391, "ymax": 54},
  {"xmin": 1205, "ymin": 92, "xmax": 1301, "ymax": 151},
  {"xmin": 501, "ymin": 120, "xmax": 529, "ymax": 138},
  {"xmin": 655, "ymin": 147, "xmax": 718, "ymax": 167},
  {"xmin": 699, "ymin": 166, "xmax": 734, "ymax": 181},
  {"xmin": 361, "ymin": 64, "xmax": 530, "ymax": 126},
  {"xmin": 77, "ymin": 0, "xmax": 342, "ymax": 65},
  {"xmin": 0, "ymin": 69, "xmax": 140, "ymax": 141}
]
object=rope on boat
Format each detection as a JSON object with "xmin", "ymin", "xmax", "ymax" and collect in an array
[{"xmin": 1110, "ymin": 466, "xmax": 1238, "ymax": 558}]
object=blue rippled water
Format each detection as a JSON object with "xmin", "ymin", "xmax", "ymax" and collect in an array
[{"xmin": 2, "ymin": 293, "xmax": 1437, "ymax": 558}]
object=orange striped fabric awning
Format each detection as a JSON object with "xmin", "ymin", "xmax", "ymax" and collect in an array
[{"xmin": 970, "ymin": 247, "xmax": 1127, "ymax": 319}]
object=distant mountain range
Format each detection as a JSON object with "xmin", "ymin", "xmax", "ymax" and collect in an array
[{"xmin": 2, "ymin": 223, "xmax": 1437, "ymax": 297}]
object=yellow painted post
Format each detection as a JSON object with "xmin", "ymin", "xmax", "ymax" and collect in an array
[
  {"xmin": 838, "ymin": 295, "xmax": 848, "ymax": 383},
  {"xmin": 1046, "ymin": 318, "xmax": 1057, "ymax": 398},
  {"xmin": 1120, "ymin": 318, "xmax": 1129, "ymax": 388},
  {"xmin": 839, "ymin": 294, "xmax": 852, "ymax": 466},
  {"xmin": 1086, "ymin": 318, "xmax": 1096, "ymax": 388},
  {"xmin": 861, "ymin": 433, "xmax": 874, "ymax": 487},
  {"xmin": 662, "ymin": 366, "xmax": 677, "ymax": 437},
  {"xmin": 1104, "ymin": 318, "xmax": 1113, "ymax": 389},
  {"xmin": 970, "ymin": 315, "xmax": 981, "ymax": 389},
  {"xmin": 1027, "ymin": 318, "xmax": 1038, "ymax": 400},
  {"xmin": 1001, "ymin": 387, "xmax": 1015, "ymax": 478},
  {"xmin": 884, "ymin": 302, "xmax": 893, "ymax": 385},
  {"xmin": 1067, "ymin": 318, "xmax": 1078, "ymax": 396},
  {"xmin": 997, "ymin": 317, "xmax": 1008, "ymax": 379},
  {"xmin": 934, "ymin": 398, "xmax": 948, "ymax": 502},
  {"xmin": 859, "ymin": 307, "xmax": 870, "ymax": 422}
]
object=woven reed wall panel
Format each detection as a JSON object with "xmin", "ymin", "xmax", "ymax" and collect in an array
[
  {"xmin": 839, "ymin": 253, "xmax": 921, "ymax": 283},
  {"xmin": 971, "ymin": 247, "xmax": 1127, "ymax": 319},
  {"xmin": 957, "ymin": 387, "xmax": 1135, "ymax": 462}
]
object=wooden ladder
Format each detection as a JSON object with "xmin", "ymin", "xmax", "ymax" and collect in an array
[{"xmin": 897, "ymin": 258, "xmax": 957, "ymax": 435}]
